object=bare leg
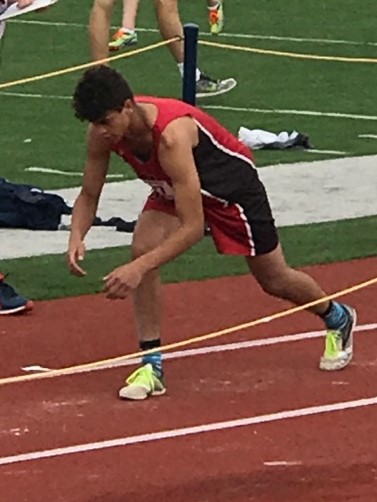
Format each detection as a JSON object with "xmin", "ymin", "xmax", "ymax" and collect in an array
[
  {"xmin": 246, "ymin": 244, "xmax": 329, "ymax": 315},
  {"xmin": 153, "ymin": 0, "xmax": 184, "ymax": 64},
  {"xmin": 89, "ymin": 0, "xmax": 116, "ymax": 61},
  {"xmin": 122, "ymin": 0, "xmax": 140, "ymax": 30},
  {"xmin": 131, "ymin": 210, "xmax": 180, "ymax": 342}
]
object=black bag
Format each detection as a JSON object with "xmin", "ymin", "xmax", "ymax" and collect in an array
[{"xmin": 0, "ymin": 178, "xmax": 72, "ymax": 230}]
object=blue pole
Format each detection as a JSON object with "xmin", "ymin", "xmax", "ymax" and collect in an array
[{"xmin": 182, "ymin": 23, "xmax": 199, "ymax": 106}]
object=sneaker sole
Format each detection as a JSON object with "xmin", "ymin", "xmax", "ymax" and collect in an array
[
  {"xmin": 118, "ymin": 385, "xmax": 166, "ymax": 401},
  {"xmin": 319, "ymin": 307, "xmax": 357, "ymax": 371},
  {"xmin": 196, "ymin": 78, "xmax": 237, "ymax": 99},
  {"xmin": 0, "ymin": 302, "xmax": 33, "ymax": 315},
  {"xmin": 109, "ymin": 41, "xmax": 138, "ymax": 52}
]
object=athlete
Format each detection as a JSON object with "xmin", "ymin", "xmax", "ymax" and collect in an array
[
  {"xmin": 68, "ymin": 65, "xmax": 356, "ymax": 400},
  {"xmin": 89, "ymin": 0, "xmax": 235, "ymax": 98}
]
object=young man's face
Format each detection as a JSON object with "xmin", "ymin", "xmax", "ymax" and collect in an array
[{"xmin": 93, "ymin": 100, "xmax": 133, "ymax": 142}]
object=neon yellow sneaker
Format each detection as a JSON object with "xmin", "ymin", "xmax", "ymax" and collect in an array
[
  {"xmin": 208, "ymin": 1, "xmax": 224, "ymax": 35},
  {"xmin": 109, "ymin": 28, "xmax": 138, "ymax": 52},
  {"xmin": 319, "ymin": 305, "xmax": 356, "ymax": 371},
  {"xmin": 118, "ymin": 364, "xmax": 166, "ymax": 400}
]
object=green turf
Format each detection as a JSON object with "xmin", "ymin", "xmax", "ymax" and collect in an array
[
  {"xmin": 3, "ymin": 215, "xmax": 377, "ymax": 301},
  {"xmin": 1, "ymin": 0, "xmax": 377, "ymax": 299},
  {"xmin": 0, "ymin": 0, "xmax": 377, "ymax": 188}
]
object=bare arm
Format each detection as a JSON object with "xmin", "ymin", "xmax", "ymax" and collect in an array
[
  {"xmin": 70, "ymin": 126, "xmax": 110, "ymax": 242},
  {"xmin": 67, "ymin": 127, "xmax": 110, "ymax": 276},
  {"xmin": 89, "ymin": 0, "xmax": 116, "ymax": 61},
  {"xmin": 137, "ymin": 117, "xmax": 205, "ymax": 273}
]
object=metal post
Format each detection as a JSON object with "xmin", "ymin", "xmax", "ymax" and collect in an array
[{"xmin": 182, "ymin": 23, "xmax": 199, "ymax": 105}]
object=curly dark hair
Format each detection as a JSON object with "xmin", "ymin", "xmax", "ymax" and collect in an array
[{"xmin": 72, "ymin": 65, "xmax": 134, "ymax": 122}]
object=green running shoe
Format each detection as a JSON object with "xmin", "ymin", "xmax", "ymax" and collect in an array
[
  {"xmin": 109, "ymin": 28, "xmax": 138, "ymax": 52},
  {"xmin": 196, "ymin": 73, "xmax": 237, "ymax": 98},
  {"xmin": 208, "ymin": 1, "xmax": 224, "ymax": 35},
  {"xmin": 320, "ymin": 305, "xmax": 356, "ymax": 371},
  {"xmin": 119, "ymin": 364, "xmax": 166, "ymax": 400}
]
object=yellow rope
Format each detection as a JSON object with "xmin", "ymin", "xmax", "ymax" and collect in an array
[
  {"xmin": 198, "ymin": 39, "xmax": 377, "ymax": 64},
  {"xmin": 0, "ymin": 37, "xmax": 180, "ymax": 90},
  {"xmin": 0, "ymin": 275, "xmax": 376, "ymax": 387}
]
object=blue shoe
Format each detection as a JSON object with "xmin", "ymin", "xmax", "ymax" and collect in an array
[{"xmin": 0, "ymin": 273, "xmax": 34, "ymax": 315}]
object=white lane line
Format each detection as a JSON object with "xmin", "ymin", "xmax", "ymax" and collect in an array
[
  {"xmin": 307, "ymin": 149, "xmax": 348, "ymax": 155},
  {"xmin": 1, "ymin": 91, "xmax": 376, "ymax": 122},
  {"xmin": 9, "ymin": 19, "xmax": 377, "ymax": 48},
  {"xmin": 204, "ymin": 105, "xmax": 377, "ymax": 121},
  {"xmin": 19, "ymin": 323, "xmax": 377, "ymax": 377},
  {"xmin": 359, "ymin": 134, "xmax": 377, "ymax": 139},
  {"xmin": 1, "ymin": 395, "xmax": 377, "ymax": 467},
  {"xmin": 0, "ymin": 91, "xmax": 69, "ymax": 100},
  {"xmin": 25, "ymin": 167, "xmax": 125, "ymax": 179}
]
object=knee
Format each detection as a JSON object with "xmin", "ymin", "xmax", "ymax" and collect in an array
[
  {"xmin": 154, "ymin": 0, "xmax": 177, "ymax": 16},
  {"xmin": 131, "ymin": 239, "xmax": 154, "ymax": 260},
  {"xmin": 93, "ymin": 0, "xmax": 115, "ymax": 10}
]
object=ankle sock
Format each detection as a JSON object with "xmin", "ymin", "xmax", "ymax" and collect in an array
[
  {"xmin": 177, "ymin": 63, "xmax": 201, "ymax": 82},
  {"xmin": 140, "ymin": 339, "xmax": 163, "ymax": 376},
  {"xmin": 320, "ymin": 301, "xmax": 348, "ymax": 330}
]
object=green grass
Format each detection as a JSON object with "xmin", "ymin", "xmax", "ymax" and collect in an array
[
  {"xmin": 1, "ymin": 0, "xmax": 377, "ymax": 299},
  {"xmin": 3, "ymin": 216, "xmax": 377, "ymax": 301},
  {"xmin": 0, "ymin": 0, "xmax": 377, "ymax": 188}
]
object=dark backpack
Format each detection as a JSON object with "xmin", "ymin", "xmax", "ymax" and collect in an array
[{"xmin": 0, "ymin": 177, "xmax": 72, "ymax": 230}]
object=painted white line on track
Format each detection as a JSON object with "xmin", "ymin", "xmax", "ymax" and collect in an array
[
  {"xmin": 18, "ymin": 323, "xmax": 377, "ymax": 377},
  {"xmin": 1, "ymin": 395, "xmax": 377, "ymax": 466}
]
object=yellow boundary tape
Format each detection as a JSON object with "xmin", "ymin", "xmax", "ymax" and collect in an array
[
  {"xmin": 0, "ymin": 37, "xmax": 180, "ymax": 90},
  {"xmin": 0, "ymin": 35, "xmax": 375, "ymax": 91},
  {"xmin": 0, "ymin": 35, "xmax": 375, "ymax": 387},
  {"xmin": 198, "ymin": 39, "xmax": 377, "ymax": 64},
  {"xmin": 0, "ymin": 275, "xmax": 376, "ymax": 387}
]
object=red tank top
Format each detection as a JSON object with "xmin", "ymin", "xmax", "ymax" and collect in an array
[{"xmin": 111, "ymin": 97, "xmax": 254, "ymax": 198}]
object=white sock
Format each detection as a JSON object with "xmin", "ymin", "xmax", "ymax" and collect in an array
[
  {"xmin": 177, "ymin": 63, "xmax": 201, "ymax": 82},
  {"xmin": 121, "ymin": 28, "xmax": 135, "ymax": 34}
]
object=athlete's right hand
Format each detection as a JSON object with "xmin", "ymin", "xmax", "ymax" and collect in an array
[{"xmin": 67, "ymin": 239, "xmax": 86, "ymax": 276}]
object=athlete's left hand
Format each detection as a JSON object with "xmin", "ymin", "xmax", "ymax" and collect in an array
[{"xmin": 103, "ymin": 262, "xmax": 145, "ymax": 299}]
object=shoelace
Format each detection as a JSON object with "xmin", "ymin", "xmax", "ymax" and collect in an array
[
  {"xmin": 325, "ymin": 330, "xmax": 341, "ymax": 357},
  {"xmin": 126, "ymin": 365, "xmax": 153, "ymax": 386},
  {"xmin": 113, "ymin": 29, "xmax": 133, "ymax": 41}
]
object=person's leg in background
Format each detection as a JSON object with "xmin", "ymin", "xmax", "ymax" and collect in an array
[
  {"xmin": 89, "ymin": 0, "xmax": 116, "ymax": 61},
  {"xmin": 109, "ymin": 0, "xmax": 139, "ymax": 51},
  {"xmin": 153, "ymin": 0, "xmax": 237, "ymax": 98},
  {"xmin": 89, "ymin": 0, "xmax": 237, "ymax": 97}
]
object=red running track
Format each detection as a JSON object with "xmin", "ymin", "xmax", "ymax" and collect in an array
[{"xmin": 1, "ymin": 257, "xmax": 377, "ymax": 501}]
